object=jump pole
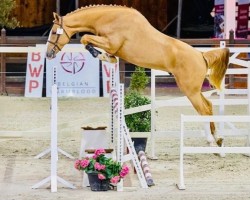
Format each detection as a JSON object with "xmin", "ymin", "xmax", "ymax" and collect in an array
[{"xmin": 32, "ymin": 66, "xmax": 75, "ymax": 192}]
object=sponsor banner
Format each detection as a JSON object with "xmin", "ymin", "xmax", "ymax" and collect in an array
[
  {"xmin": 46, "ymin": 44, "xmax": 100, "ymax": 97},
  {"xmin": 236, "ymin": 0, "xmax": 250, "ymax": 38},
  {"xmin": 214, "ymin": 0, "xmax": 224, "ymax": 38},
  {"xmin": 25, "ymin": 48, "xmax": 45, "ymax": 97},
  {"xmin": 101, "ymin": 60, "xmax": 120, "ymax": 97}
]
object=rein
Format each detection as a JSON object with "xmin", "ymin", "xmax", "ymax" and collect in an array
[{"xmin": 47, "ymin": 17, "xmax": 70, "ymax": 52}]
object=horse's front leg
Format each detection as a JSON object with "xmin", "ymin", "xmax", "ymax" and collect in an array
[
  {"xmin": 85, "ymin": 44, "xmax": 102, "ymax": 58},
  {"xmin": 80, "ymin": 35, "xmax": 117, "ymax": 63}
]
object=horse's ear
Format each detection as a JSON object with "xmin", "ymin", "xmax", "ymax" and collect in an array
[{"xmin": 53, "ymin": 12, "xmax": 60, "ymax": 21}]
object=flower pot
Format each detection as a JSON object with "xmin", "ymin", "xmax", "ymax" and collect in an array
[{"xmin": 87, "ymin": 172, "xmax": 110, "ymax": 191}]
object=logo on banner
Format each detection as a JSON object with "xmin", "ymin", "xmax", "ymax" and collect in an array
[
  {"xmin": 60, "ymin": 52, "xmax": 85, "ymax": 74},
  {"xmin": 46, "ymin": 45, "xmax": 100, "ymax": 97},
  {"xmin": 102, "ymin": 60, "xmax": 120, "ymax": 97},
  {"xmin": 25, "ymin": 51, "xmax": 45, "ymax": 97}
]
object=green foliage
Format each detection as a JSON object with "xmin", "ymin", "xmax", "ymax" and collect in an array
[
  {"xmin": 124, "ymin": 91, "xmax": 151, "ymax": 132},
  {"xmin": 129, "ymin": 66, "xmax": 149, "ymax": 93},
  {"xmin": 0, "ymin": 0, "xmax": 19, "ymax": 29},
  {"xmin": 125, "ymin": 66, "xmax": 151, "ymax": 132}
]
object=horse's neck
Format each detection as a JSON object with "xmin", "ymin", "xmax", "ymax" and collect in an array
[
  {"xmin": 64, "ymin": 11, "xmax": 94, "ymax": 35},
  {"xmin": 64, "ymin": 6, "xmax": 131, "ymax": 36},
  {"xmin": 64, "ymin": 7, "xmax": 113, "ymax": 35}
]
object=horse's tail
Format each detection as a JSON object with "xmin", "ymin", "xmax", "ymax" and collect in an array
[{"xmin": 202, "ymin": 48, "xmax": 230, "ymax": 89}]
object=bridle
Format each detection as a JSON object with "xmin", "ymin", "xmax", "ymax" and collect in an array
[{"xmin": 47, "ymin": 17, "xmax": 70, "ymax": 53}]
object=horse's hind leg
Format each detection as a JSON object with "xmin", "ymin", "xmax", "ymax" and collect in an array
[
  {"xmin": 187, "ymin": 92, "xmax": 223, "ymax": 146},
  {"xmin": 200, "ymin": 94, "xmax": 223, "ymax": 146}
]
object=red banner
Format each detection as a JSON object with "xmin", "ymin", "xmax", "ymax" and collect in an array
[{"xmin": 236, "ymin": 0, "xmax": 249, "ymax": 38}]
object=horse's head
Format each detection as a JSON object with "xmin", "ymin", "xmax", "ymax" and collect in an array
[{"xmin": 46, "ymin": 13, "xmax": 70, "ymax": 59}]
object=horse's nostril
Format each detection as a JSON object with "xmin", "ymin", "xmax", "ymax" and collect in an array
[
  {"xmin": 46, "ymin": 52, "xmax": 51, "ymax": 58},
  {"xmin": 46, "ymin": 51, "xmax": 53, "ymax": 59}
]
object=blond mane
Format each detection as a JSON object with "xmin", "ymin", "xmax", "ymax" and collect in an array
[{"xmin": 66, "ymin": 4, "xmax": 130, "ymax": 16}]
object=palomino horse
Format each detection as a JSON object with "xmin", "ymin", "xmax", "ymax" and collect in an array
[{"xmin": 46, "ymin": 5, "xmax": 229, "ymax": 146}]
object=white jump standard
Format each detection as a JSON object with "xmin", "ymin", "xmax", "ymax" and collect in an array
[
  {"xmin": 32, "ymin": 66, "xmax": 75, "ymax": 192},
  {"xmin": 110, "ymin": 83, "xmax": 148, "ymax": 189}
]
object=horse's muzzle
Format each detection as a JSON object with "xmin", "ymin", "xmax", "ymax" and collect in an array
[{"xmin": 46, "ymin": 50, "xmax": 56, "ymax": 60}]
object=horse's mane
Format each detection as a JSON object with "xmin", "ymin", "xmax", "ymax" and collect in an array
[{"xmin": 66, "ymin": 4, "xmax": 132, "ymax": 16}]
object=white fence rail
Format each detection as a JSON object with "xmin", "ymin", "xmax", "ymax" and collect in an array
[{"xmin": 178, "ymin": 114, "xmax": 250, "ymax": 190}]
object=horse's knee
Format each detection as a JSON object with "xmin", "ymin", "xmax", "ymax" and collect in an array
[
  {"xmin": 80, "ymin": 36, "xmax": 87, "ymax": 45},
  {"xmin": 85, "ymin": 44, "xmax": 101, "ymax": 58}
]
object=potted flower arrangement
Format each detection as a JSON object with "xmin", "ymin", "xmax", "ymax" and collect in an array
[
  {"xmin": 74, "ymin": 149, "xmax": 129, "ymax": 191},
  {"xmin": 124, "ymin": 66, "xmax": 151, "ymax": 153}
]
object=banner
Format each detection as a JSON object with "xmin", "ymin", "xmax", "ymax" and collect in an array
[
  {"xmin": 236, "ymin": 0, "xmax": 250, "ymax": 38},
  {"xmin": 101, "ymin": 60, "xmax": 120, "ymax": 97},
  {"xmin": 46, "ymin": 44, "xmax": 100, "ymax": 97},
  {"xmin": 25, "ymin": 48, "xmax": 45, "ymax": 97},
  {"xmin": 214, "ymin": 0, "xmax": 224, "ymax": 38}
]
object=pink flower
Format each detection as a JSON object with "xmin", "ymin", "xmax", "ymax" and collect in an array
[
  {"xmin": 110, "ymin": 176, "xmax": 120, "ymax": 184},
  {"xmin": 94, "ymin": 162, "xmax": 106, "ymax": 171},
  {"xmin": 120, "ymin": 165, "xmax": 129, "ymax": 178},
  {"xmin": 98, "ymin": 174, "xmax": 106, "ymax": 180},
  {"xmin": 80, "ymin": 159, "xmax": 90, "ymax": 168},
  {"xmin": 92, "ymin": 154, "xmax": 98, "ymax": 159},
  {"xmin": 94, "ymin": 149, "xmax": 106, "ymax": 157},
  {"xmin": 74, "ymin": 160, "xmax": 81, "ymax": 169}
]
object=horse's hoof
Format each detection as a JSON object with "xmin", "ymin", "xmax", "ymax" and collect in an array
[
  {"xmin": 209, "ymin": 138, "xmax": 225, "ymax": 157},
  {"xmin": 109, "ymin": 56, "xmax": 118, "ymax": 63},
  {"xmin": 216, "ymin": 137, "xmax": 224, "ymax": 147},
  {"xmin": 98, "ymin": 53, "xmax": 117, "ymax": 63}
]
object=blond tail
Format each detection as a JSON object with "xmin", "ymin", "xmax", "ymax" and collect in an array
[{"xmin": 202, "ymin": 48, "xmax": 229, "ymax": 89}]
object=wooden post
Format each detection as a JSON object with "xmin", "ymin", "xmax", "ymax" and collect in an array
[
  {"xmin": 119, "ymin": 59, "xmax": 125, "ymax": 84},
  {"xmin": 229, "ymin": 30, "xmax": 235, "ymax": 44},
  {"xmin": 0, "ymin": 28, "xmax": 6, "ymax": 95}
]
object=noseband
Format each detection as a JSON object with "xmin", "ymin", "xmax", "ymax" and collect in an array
[{"xmin": 47, "ymin": 17, "xmax": 70, "ymax": 53}]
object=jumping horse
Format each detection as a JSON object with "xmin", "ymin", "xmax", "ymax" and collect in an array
[{"xmin": 46, "ymin": 5, "xmax": 229, "ymax": 147}]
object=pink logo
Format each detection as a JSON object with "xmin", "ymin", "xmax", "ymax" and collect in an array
[{"xmin": 60, "ymin": 52, "xmax": 85, "ymax": 74}]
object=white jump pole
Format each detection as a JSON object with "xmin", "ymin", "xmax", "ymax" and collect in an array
[
  {"xmin": 51, "ymin": 79, "xmax": 58, "ymax": 192},
  {"xmin": 150, "ymin": 70, "xmax": 156, "ymax": 159}
]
